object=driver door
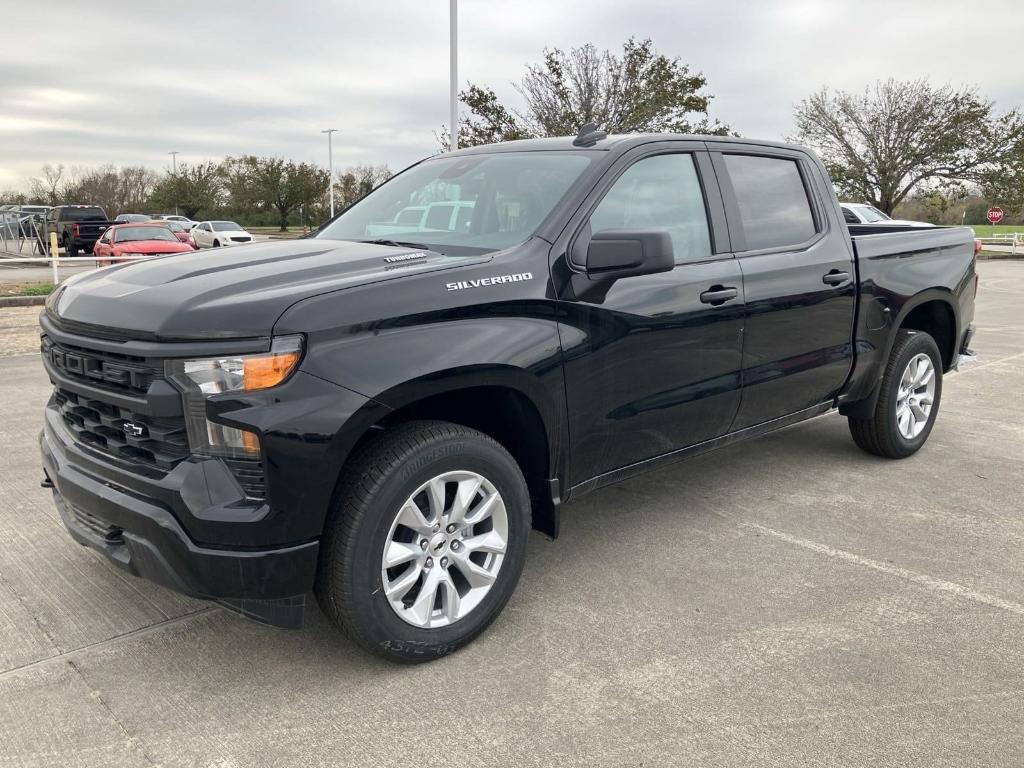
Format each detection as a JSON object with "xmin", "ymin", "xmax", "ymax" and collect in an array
[{"xmin": 554, "ymin": 144, "xmax": 746, "ymax": 487}]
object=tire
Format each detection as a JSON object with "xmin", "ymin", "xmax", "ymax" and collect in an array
[
  {"xmin": 315, "ymin": 420, "xmax": 530, "ymax": 663},
  {"xmin": 848, "ymin": 329, "xmax": 943, "ymax": 459},
  {"xmin": 64, "ymin": 238, "xmax": 78, "ymax": 258},
  {"xmin": 213, "ymin": 239, "xmax": 220, "ymax": 248}
]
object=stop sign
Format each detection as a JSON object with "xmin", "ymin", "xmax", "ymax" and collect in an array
[{"xmin": 987, "ymin": 206, "xmax": 1004, "ymax": 224}]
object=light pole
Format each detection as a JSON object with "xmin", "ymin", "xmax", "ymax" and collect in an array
[
  {"xmin": 449, "ymin": 0, "xmax": 458, "ymax": 151},
  {"xmin": 321, "ymin": 128, "xmax": 338, "ymax": 218},
  {"xmin": 168, "ymin": 151, "xmax": 179, "ymax": 215}
]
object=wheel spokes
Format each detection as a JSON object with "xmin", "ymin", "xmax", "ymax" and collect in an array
[
  {"xmin": 424, "ymin": 477, "xmax": 448, "ymax": 520},
  {"xmin": 396, "ymin": 501, "xmax": 433, "ymax": 536},
  {"xmin": 406, "ymin": 567, "xmax": 442, "ymax": 626},
  {"xmin": 439, "ymin": 571, "xmax": 462, "ymax": 622},
  {"xmin": 464, "ymin": 492, "xmax": 503, "ymax": 527},
  {"xmin": 463, "ymin": 529, "xmax": 507, "ymax": 556},
  {"xmin": 384, "ymin": 540, "xmax": 422, "ymax": 569},
  {"xmin": 384, "ymin": 563, "xmax": 421, "ymax": 601},
  {"xmin": 448, "ymin": 476, "xmax": 483, "ymax": 526},
  {"xmin": 450, "ymin": 550, "xmax": 497, "ymax": 589}
]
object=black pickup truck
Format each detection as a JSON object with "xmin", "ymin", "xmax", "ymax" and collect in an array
[
  {"xmin": 39, "ymin": 129, "xmax": 977, "ymax": 662},
  {"xmin": 43, "ymin": 205, "xmax": 117, "ymax": 257}
]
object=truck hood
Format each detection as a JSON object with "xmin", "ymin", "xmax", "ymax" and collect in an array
[{"xmin": 52, "ymin": 238, "xmax": 487, "ymax": 340}]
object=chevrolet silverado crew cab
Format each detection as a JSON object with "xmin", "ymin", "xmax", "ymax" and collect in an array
[{"xmin": 40, "ymin": 127, "xmax": 977, "ymax": 662}]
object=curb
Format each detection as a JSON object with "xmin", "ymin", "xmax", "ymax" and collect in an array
[{"xmin": 0, "ymin": 296, "xmax": 47, "ymax": 308}]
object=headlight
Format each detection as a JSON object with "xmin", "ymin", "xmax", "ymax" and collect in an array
[{"xmin": 165, "ymin": 335, "xmax": 304, "ymax": 458}]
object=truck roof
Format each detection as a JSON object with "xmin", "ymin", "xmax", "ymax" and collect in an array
[{"xmin": 447, "ymin": 133, "xmax": 810, "ymax": 157}]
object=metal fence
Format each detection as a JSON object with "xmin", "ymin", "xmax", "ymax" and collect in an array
[
  {"xmin": 977, "ymin": 233, "xmax": 1024, "ymax": 255},
  {"xmin": 0, "ymin": 207, "xmax": 47, "ymax": 257}
]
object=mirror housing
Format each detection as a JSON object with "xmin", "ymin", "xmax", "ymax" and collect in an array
[{"xmin": 584, "ymin": 229, "xmax": 674, "ymax": 280}]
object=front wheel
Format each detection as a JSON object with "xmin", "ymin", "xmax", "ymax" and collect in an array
[
  {"xmin": 316, "ymin": 420, "xmax": 530, "ymax": 663},
  {"xmin": 848, "ymin": 329, "xmax": 943, "ymax": 458},
  {"xmin": 212, "ymin": 239, "xmax": 220, "ymax": 248}
]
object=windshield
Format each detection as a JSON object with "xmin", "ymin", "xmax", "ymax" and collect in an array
[
  {"xmin": 316, "ymin": 151, "xmax": 594, "ymax": 254},
  {"xmin": 854, "ymin": 205, "xmax": 891, "ymax": 223},
  {"xmin": 164, "ymin": 221, "xmax": 186, "ymax": 232},
  {"xmin": 114, "ymin": 226, "xmax": 178, "ymax": 243},
  {"xmin": 212, "ymin": 221, "xmax": 242, "ymax": 231}
]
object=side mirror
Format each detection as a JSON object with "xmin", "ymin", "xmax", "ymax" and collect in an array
[{"xmin": 584, "ymin": 228, "xmax": 674, "ymax": 280}]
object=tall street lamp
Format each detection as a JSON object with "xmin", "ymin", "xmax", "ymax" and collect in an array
[
  {"xmin": 449, "ymin": 0, "xmax": 458, "ymax": 151},
  {"xmin": 321, "ymin": 128, "xmax": 338, "ymax": 218},
  {"xmin": 168, "ymin": 151, "xmax": 179, "ymax": 215}
]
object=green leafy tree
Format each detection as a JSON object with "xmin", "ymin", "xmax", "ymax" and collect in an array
[
  {"xmin": 224, "ymin": 156, "xmax": 329, "ymax": 231},
  {"xmin": 793, "ymin": 79, "xmax": 1024, "ymax": 214},
  {"xmin": 149, "ymin": 161, "xmax": 224, "ymax": 219},
  {"xmin": 441, "ymin": 38, "xmax": 730, "ymax": 149}
]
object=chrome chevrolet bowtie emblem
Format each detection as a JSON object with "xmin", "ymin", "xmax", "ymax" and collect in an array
[{"xmin": 123, "ymin": 422, "xmax": 145, "ymax": 438}]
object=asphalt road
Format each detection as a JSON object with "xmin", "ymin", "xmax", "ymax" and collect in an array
[{"xmin": 0, "ymin": 261, "xmax": 1021, "ymax": 767}]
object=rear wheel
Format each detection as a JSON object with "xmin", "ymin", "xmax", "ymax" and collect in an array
[
  {"xmin": 315, "ymin": 420, "xmax": 530, "ymax": 663},
  {"xmin": 848, "ymin": 329, "xmax": 943, "ymax": 458},
  {"xmin": 64, "ymin": 238, "xmax": 78, "ymax": 258}
]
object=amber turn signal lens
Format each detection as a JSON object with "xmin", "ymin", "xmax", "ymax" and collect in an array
[{"xmin": 243, "ymin": 350, "xmax": 301, "ymax": 391}]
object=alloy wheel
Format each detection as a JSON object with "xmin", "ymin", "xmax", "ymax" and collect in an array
[
  {"xmin": 896, "ymin": 352, "xmax": 936, "ymax": 439},
  {"xmin": 381, "ymin": 471, "xmax": 508, "ymax": 628}
]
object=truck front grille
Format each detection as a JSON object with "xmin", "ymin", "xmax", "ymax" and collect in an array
[
  {"xmin": 53, "ymin": 388, "xmax": 189, "ymax": 471},
  {"xmin": 41, "ymin": 335, "xmax": 156, "ymax": 395},
  {"xmin": 45, "ymin": 328, "xmax": 268, "ymax": 500}
]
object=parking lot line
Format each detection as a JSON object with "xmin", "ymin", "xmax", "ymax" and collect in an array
[{"xmin": 742, "ymin": 522, "xmax": 1024, "ymax": 617}]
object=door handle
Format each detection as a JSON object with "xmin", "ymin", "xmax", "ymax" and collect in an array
[
  {"xmin": 822, "ymin": 270, "xmax": 851, "ymax": 286},
  {"xmin": 699, "ymin": 285, "xmax": 739, "ymax": 305}
]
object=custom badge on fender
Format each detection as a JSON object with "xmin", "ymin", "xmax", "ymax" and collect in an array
[{"xmin": 445, "ymin": 272, "xmax": 533, "ymax": 291}]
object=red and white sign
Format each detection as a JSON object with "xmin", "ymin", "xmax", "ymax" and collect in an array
[{"xmin": 987, "ymin": 206, "xmax": 1004, "ymax": 224}]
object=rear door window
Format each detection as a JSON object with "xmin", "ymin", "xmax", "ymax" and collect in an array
[{"xmin": 722, "ymin": 155, "xmax": 817, "ymax": 250}]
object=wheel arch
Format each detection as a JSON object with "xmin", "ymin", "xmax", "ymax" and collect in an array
[
  {"xmin": 332, "ymin": 366, "xmax": 563, "ymax": 539},
  {"xmin": 840, "ymin": 288, "xmax": 959, "ymax": 419}
]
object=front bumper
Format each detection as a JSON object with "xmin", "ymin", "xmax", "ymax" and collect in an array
[{"xmin": 41, "ymin": 420, "xmax": 318, "ymax": 628}]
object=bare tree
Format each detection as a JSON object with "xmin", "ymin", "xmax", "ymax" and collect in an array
[
  {"xmin": 28, "ymin": 164, "xmax": 66, "ymax": 205},
  {"xmin": 793, "ymin": 79, "xmax": 1024, "ymax": 213},
  {"xmin": 334, "ymin": 164, "xmax": 392, "ymax": 209},
  {"xmin": 441, "ymin": 38, "xmax": 730, "ymax": 149}
]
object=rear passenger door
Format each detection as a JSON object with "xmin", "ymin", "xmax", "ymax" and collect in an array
[
  {"xmin": 554, "ymin": 143, "xmax": 746, "ymax": 485},
  {"xmin": 711, "ymin": 146, "xmax": 856, "ymax": 429}
]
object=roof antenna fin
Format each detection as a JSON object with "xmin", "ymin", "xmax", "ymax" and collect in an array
[{"xmin": 573, "ymin": 122, "xmax": 608, "ymax": 147}]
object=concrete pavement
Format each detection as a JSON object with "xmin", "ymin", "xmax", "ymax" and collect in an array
[{"xmin": 0, "ymin": 261, "xmax": 1021, "ymax": 767}]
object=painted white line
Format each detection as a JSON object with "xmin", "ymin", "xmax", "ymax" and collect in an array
[{"xmin": 744, "ymin": 523, "xmax": 1024, "ymax": 617}]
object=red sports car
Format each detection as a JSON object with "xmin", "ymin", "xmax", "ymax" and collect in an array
[{"xmin": 93, "ymin": 223, "xmax": 196, "ymax": 266}]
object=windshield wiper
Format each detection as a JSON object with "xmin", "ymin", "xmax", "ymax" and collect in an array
[{"xmin": 354, "ymin": 238, "xmax": 434, "ymax": 251}]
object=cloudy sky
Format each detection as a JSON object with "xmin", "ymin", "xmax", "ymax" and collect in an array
[{"xmin": 1, "ymin": 0, "xmax": 1020, "ymax": 191}]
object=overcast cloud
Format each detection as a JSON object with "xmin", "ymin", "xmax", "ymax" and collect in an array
[{"xmin": 0, "ymin": 0, "xmax": 1020, "ymax": 191}]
